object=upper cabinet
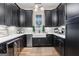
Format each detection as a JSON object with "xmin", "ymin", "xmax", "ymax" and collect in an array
[
  {"xmin": 20, "ymin": 10, "xmax": 33, "ymax": 27},
  {"xmin": 12, "ymin": 4, "xmax": 20, "ymax": 27},
  {"xmin": 44, "ymin": 10, "xmax": 52, "ymax": 27},
  {"xmin": 0, "ymin": 3, "xmax": 5, "ymax": 25},
  {"xmin": 5, "ymin": 3, "xmax": 20, "ymax": 27},
  {"xmin": 20, "ymin": 9, "xmax": 26, "ymax": 27},
  {"xmin": 52, "ymin": 9, "xmax": 58, "ymax": 27},
  {"xmin": 5, "ymin": 3, "xmax": 13, "ymax": 26},
  {"xmin": 57, "ymin": 4, "xmax": 65, "ymax": 26},
  {"xmin": 25, "ymin": 10, "xmax": 33, "ymax": 27}
]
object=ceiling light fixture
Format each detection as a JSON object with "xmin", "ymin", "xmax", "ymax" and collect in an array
[
  {"xmin": 35, "ymin": 4, "xmax": 38, "ymax": 9},
  {"xmin": 34, "ymin": 8, "xmax": 38, "ymax": 12},
  {"xmin": 40, "ymin": 6, "xmax": 44, "ymax": 11},
  {"xmin": 34, "ymin": 3, "xmax": 44, "ymax": 11}
]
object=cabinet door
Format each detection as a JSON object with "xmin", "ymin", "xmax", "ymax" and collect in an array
[
  {"xmin": 32, "ymin": 37, "xmax": 53, "ymax": 47},
  {"xmin": 0, "ymin": 43, "xmax": 7, "ymax": 54},
  {"xmin": 5, "ymin": 4, "xmax": 20, "ymax": 27},
  {"xmin": 52, "ymin": 9, "xmax": 58, "ymax": 27},
  {"xmin": 17, "ymin": 7, "xmax": 20, "ymax": 27},
  {"xmin": 0, "ymin": 3, "xmax": 5, "ymax": 25},
  {"xmin": 20, "ymin": 9, "xmax": 26, "ymax": 27},
  {"xmin": 22, "ymin": 35, "xmax": 27, "ymax": 47},
  {"xmin": 45, "ymin": 10, "xmax": 52, "ymax": 27},
  {"xmin": 5, "ymin": 3, "xmax": 13, "ymax": 26},
  {"xmin": 32, "ymin": 38, "xmax": 40, "ymax": 47},
  {"xmin": 25, "ymin": 10, "xmax": 33, "ymax": 27},
  {"xmin": 57, "ymin": 3, "xmax": 65, "ymax": 26},
  {"xmin": 39, "ymin": 38, "xmax": 47, "ymax": 46},
  {"xmin": 12, "ymin": 4, "xmax": 19, "ymax": 26},
  {"xmin": 46, "ymin": 35, "xmax": 54, "ymax": 46}
]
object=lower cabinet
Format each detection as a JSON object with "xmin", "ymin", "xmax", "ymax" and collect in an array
[
  {"xmin": 21, "ymin": 35, "xmax": 27, "ymax": 47},
  {"xmin": 32, "ymin": 38, "xmax": 47, "ymax": 47},
  {"xmin": 20, "ymin": 37, "xmax": 26, "ymax": 51},
  {"xmin": 32, "ymin": 35, "xmax": 54, "ymax": 47},
  {"xmin": 0, "ymin": 43, "xmax": 7, "ymax": 54},
  {"xmin": 46, "ymin": 34, "xmax": 54, "ymax": 46},
  {"xmin": 53, "ymin": 35, "xmax": 65, "ymax": 56}
]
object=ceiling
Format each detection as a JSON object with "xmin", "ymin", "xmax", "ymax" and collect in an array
[{"xmin": 17, "ymin": 3, "xmax": 60, "ymax": 10}]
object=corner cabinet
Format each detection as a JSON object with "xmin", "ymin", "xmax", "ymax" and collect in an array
[{"xmin": 52, "ymin": 9, "xmax": 58, "ymax": 27}]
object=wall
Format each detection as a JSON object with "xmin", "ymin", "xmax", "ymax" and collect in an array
[{"xmin": 33, "ymin": 9, "xmax": 45, "ymax": 25}]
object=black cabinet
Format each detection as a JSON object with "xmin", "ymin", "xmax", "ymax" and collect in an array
[
  {"xmin": 52, "ymin": 9, "xmax": 58, "ymax": 27},
  {"xmin": 54, "ymin": 36, "xmax": 64, "ymax": 47},
  {"xmin": 32, "ymin": 38, "xmax": 40, "ymax": 47},
  {"xmin": 5, "ymin": 3, "xmax": 13, "ymax": 26},
  {"xmin": 25, "ymin": 10, "xmax": 33, "ymax": 27},
  {"xmin": 12, "ymin": 4, "xmax": 20, "ymax": 27},
  {"xmin": 32, "ymin": 35, "xmax": 53, "ymax": 47},
  {"xmin": 19, "ymin": 35, "xmax": 27, "ymax": 51},
  {"xmin": 46, "ymin": 34, "xmax": 54, "ymax": 46},
  {"xmin": 0, "ymin": 43, "xmax": 7, "ymax": 54},
  {"xmin": 45, "ymin": 10, "xmax": 52, "ymax": 27},
  {"xmin": 21, "ymin": 35, "xmax": 27, "ymax": 47},
  {"xmin": 0, "ymin": 3, "xmax": 5, "ymax": 25},
  {"xmin": 57, "ymin": 3, "xmax": 65, "ymax": 26},
  {"xmin": 53, "ymin": 35, "xmax": 64, "ymax": 56},
  {"xmin": 20, "ymin": 9, "xmax": 26, "ymax": 27},
  {"xmin": 5, "ymin": 3, "xmax": 20, "ymax": 27},
  {"xmin": 20, "ymin": 10, "xmax": 33, "ymax": 27},
  {"xmin": 17, "ymin": 8, "xmax": 20, "ymax": 27},
  {"xmin": 32, "ymin": 38, "xmax": 47, "ymax": 47}
]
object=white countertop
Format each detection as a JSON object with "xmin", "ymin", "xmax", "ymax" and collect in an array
[
  {"xmin": 0, "ymin": 34, "xmax": 25, "ymax": 44},
  {"xmin": 0, "ymin": 32, "xmax": 65, "ymax": 44},
  {"xmin": 32, "ymin": 33, "xmax": 46, "ymax": 38},
  {"xmin": 45, "ymin": 27, "xmax": 65, "ymax": 39},
  {"xmin": 48, "ymin": 33, "xmax": 65, "ymax": 39}
]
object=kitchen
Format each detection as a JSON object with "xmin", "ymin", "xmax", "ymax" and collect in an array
[{"xmin": 0, "ymin": 3, "xmax": 79, "ymax": 56}]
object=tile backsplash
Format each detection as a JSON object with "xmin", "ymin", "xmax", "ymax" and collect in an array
[{"xmin": 0, "ymin": 25, "xmax": 8, "ymax": 37}]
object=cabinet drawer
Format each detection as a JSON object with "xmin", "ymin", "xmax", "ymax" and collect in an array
[{"xmin": 32, "ymin": 37, "xmax": 53, "ymax": 47}]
